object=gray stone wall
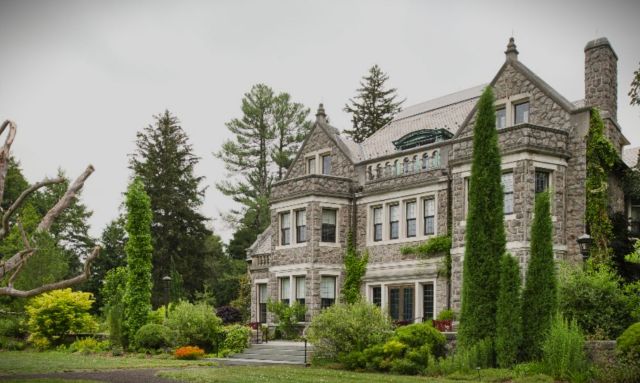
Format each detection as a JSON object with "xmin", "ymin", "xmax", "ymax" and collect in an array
[
  {"xmin": 585, "ymin": 39, "xmax": 617, "ymax": 121},
  {"xmin": 271, "ymin": 174, "xmax": 354, "ymax": 201}
]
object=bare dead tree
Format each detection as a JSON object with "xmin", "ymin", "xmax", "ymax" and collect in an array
[{"xmin": 0, "ymin": 120, "xmax": 100, "ymax": 298}]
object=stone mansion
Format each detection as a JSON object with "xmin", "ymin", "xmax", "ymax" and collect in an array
[{"xmin": 247, "ymin": 37, "xmax": 630, "ymax": 325}]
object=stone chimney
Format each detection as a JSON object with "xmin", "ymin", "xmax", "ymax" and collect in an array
[
  {"xmin": 316, "ymin": 103, "xmax": 327, "ymax": 124},
  {"xmin": 584, "ymin": 37, "xmax": 618, "ymax": 121},
  {"xmin": 505, "ymin": 37, "xmax": 518, "ymax": 61}
]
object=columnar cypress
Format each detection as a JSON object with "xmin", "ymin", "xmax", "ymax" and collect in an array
[
  {"xmin": 458, "ymin": 86, "xmax": 505, "ymax": 347},
  {"xmin": 495, "ymin": 254, "xmax": 522, "ymax": 368},
  {"xmin": 122, "ymin": 179, "xmax": 153, "ymax": 345},
  {"xmin": 521, "ymin": 191, "xmax": 556, "ymax": 360}
]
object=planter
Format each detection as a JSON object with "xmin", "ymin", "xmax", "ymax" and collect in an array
[{"xmin": 433, "ymin": 319, "xmax": 453, "ymax": 332}]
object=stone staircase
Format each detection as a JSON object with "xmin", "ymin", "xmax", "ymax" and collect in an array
[{"xmin": 212, "ymin": 341, "xmax": 311, "ymax": 366}]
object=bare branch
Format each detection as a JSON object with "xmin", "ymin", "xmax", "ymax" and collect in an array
[
  {"xmin": 7, "ymin": 261, "xmax": 24, "ymax": 288},
  {"xmin": 0, "ymin": 248, "xmax": 35, "ymax": 280},
  {"xmin": 37, "ymin": 165, "xmax": 94, "ymax": 233},
  {"xmin": 0, "ymin": 177, "xmax": 65, "ymax": 240},
  {"xmin": 17, "ymin": 219, "xmax": 31, "ymax": 249},
  {"xmin": 0, "ymin": 120, "xmax": 17, "ymax": 202},
  {"xmin": 0, "ymin": 246, "xmax": 100, "ymax": 298}
]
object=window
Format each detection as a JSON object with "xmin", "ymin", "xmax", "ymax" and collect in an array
[
  {"xmin": 295, "ymin": 210, "xmax": 306, "ymax": 243},
  {"xmin": 280, "ymin": 212, "xmax": 290, "ymax": 245},
  {"xmin": 322, "ymin": 154, "xmax": 331, "ymax": 175},
  {"xmin": 389, "ymin": 204, "xmax": 399, "ymax": 239},
  {"xmin": 295, "ymin": 276, "xmax": 306, "ymax": 306},
  {"xmin": 535, "ymin": 171, "xmax": 550, "ymax": 194},
  {"xmin": 376, "ymin": 164, "xmax": 382, "ymax": 178},
  {"xmin": 280, "ymin": 277, "xmax": 290, "ymax": 305},
  {"xmin": 394, "ymin": 160, "xmax": 400, "ymax": 176},
  {"xmin": 389, "ymin": 285, "xmax": 414, "ymax": 322},
  {"xmin": 422, "ymin": 153, "xmax": 429, "ymax": 170},
  {"xmin": 307, "ymin": 157, "xmax": 316, "ymax": 174},
  {"xmin": 406, "ymin": 201, "xmax": 416, "ymax": 237},
  {"xmin": 423, "ymin": 284, "xmax": 434, "ymax": 320},
  {"xmin": 321, "ymin": 209, "xmax": 337, "ymax": 242},
  {"xmin": 496, "ymin": 107, "xmax": 506, "ymax": 129},
  {"xmin": 403, "ymin": 158, "xmax": 410, "ymax": 174},
  {"xmin": 320, "ymin": 276, "xmax": 336, "ymax": 309},
  {"xmin": 464, "ymin": 177, "xmax": 470, "ymax": 217},
  {"xmin": 372, "ymin": 286, "xmax": 382, "ymax": 307},
  {"xmin": 373, "ymin": 207, "xmax": 383, "ymax": 242},
  {"xmin": 514, "ymin": 101, "xmax": 529, "ymax": 124},
  {"xmin": 432, "ymin": 150, "xmax": 440, "ymax": 168},
  {"xmin": 502, "ymin": 172, "xmax": 514, "ymax": 214},
  {"xmin": 258, "ymin": 284, "xmax": 268, "ymax": 323},
  {"xmin": 424, "ymin": 198, "xmax": 435, "ymax": 235}
]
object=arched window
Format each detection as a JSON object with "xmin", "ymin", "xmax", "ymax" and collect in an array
[
  {"xmin": 432, "ymin": 150, "xmax": 440, "ymax": 168},
  {"xmin": 367, "ymin": 166, "xmax": 373, "ymax": 180},
  {"xmin": 385, "ymin": 162, "xmax": 391, "ymax": 177},
  {"xmin": 403, "ymin": 158, "xmax": 409, "ymax": 174},
  {"xmin": 422, "ymin": 153, "xmax": 429, "ymax": 170},
  {"xmin": 376, "ymin": 164, "xmax": 382, "ymax": 179},
  {"xmin": 413, "ymin": 155, "xmax": 419, "ymax": 172},
  {"xmin": 394, "ymin": 160, "xmax": 400, "ymax": 176}
]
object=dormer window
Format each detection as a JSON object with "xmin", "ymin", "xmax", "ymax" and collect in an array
[
  {"xmin": 496, "ymin": 107, "xmax": 506, "ymax": 129},
  {"xmin": 392, "ymin": 129, "xmax": 453, "ymax": 151},
  {"xmin": 514, "ymin": 101, "xmax": 529, "ymax": 124}
]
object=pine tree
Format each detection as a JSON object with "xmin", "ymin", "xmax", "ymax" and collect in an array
[
  {"xmin": 271, "ymin": 92, "xmax": 312, "ymax": 180},
  {"xmin": 496, "ymin": 254, "xmax": 522, "ymax": 368},
  {"xmin": 130, "ymin": 110, "xmax": 211, "ymax": 305},
  {"xmin": 343, "ymin": 65, "xmax": 404, "ymax": 143},
  {"xmin": 458, "ymin": 86, "xmax": 505, "ymax": 348},
  {"xmin": 521, "ymin": 191, "xmax": 556, "ymax": 360},
  {"xmin": 122, "ymin": 179, "xmax": 153, "ymax": 345},
  {"xmin": 630, "ymin": 63, "xmax": 640, "ymax": 106}
]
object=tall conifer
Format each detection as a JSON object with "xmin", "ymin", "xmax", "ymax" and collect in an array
[
  {"xmin": 522, "ymin": 191, "xmax": 556, "ymax": 360},
  {"xmin": 458, "ymin": 86, "xmax": 505, "ymax": 347},
  {"xmin": 496, "ymin": 254, "xmax": 522, "ymax": 368}
]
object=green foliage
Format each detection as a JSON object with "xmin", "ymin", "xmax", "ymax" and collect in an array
[
  {"xmin": 459, "ymin": 86, "xmax": 505, "ymax": 348},
  {"xmin": 541, "ymin": 315, "xmax": 589, "ymax": 382},
  {"xmin": 401, "ymin": 235, "xmax": 452, "ymax": 256},
  {"xmin": 122, "ymin": 179, "xmax": 153, "ymax": 346},
  {"xmin": 427, "ymin": 338, "xmax": 495, "ymax": 374},
  {"xmin": 67, "ymin": 337, "xmax": 110, "ymax": 354},
  {"xmin": 342, "ymin": 231, "xmax": 368, "ymax": 304},
  {"xmin": 25, "ymin": 289, "xmax": 97, "ymax": 349},
  {"xmin": 229, "ymin": 274, "xmax": 251, "ymax": 321},
  {"xmin": 496, "ymin": 254, "xmax": 522, "ymax": 368},
  {"xmin": 202, "ymin": 234, "xmax": 248, "ymax": 307},
  {"xmin": 165, "ymin": 301, "xmax": 222, "ymax": 351},
  {"xmin": 134, "ymin": 323, "xmax": 174, "ymax": 351},
  {"xmin": 617, "ymin": 322, "xmax": 640, "ymax": 359},
  {"xmin": 343, "ymin": 64, "xmax": 404, "ymax": 143},
  {"xmin": 436, "ymin": 309, "xmax": 456, "ymax": 321},
  {"xmin": 558, "ymin": 263, "xmax": 637, "ymax": 339},
  {"xmin": 609, "ymin": 211, "xmax": 640, "ymax": 282},
  {"xmin": 630, "ymin": 62, "xmax": 640, "ymax": 106},
  {"xmin": 130, "ymin": 110, "xmax": 211, "ymax": 305},
  {"xmin": 522, "ymin": 191, "xmax": 556, "ymax": 360},
  {"xmin": 221, "ymin": 324, "xmax": 250, "ymax": 355},
  {"xmin": 266, "ymin": 300, "xmax": 306, "ymax": 339},
  {"xmin": 307, "ymin": 301, "xmax": 393, "ymax": 361},
  {"xmin": 586, "ymin": 108, "xmax": 618, "ymax": 265},
  {"xmin": 101, "ymin": 266, "xmax": 127, "ymax": 348},
  {"xmin": 0, "ymin": 336, "xmax": 26, "ymax": 350}
]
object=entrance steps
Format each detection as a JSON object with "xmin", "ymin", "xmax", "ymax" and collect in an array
[{"xmin": 210, "ymin": 341, "xmax": 311, "ymax": 366}]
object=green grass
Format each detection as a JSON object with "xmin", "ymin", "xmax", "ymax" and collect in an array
[
  {"xmin": 158, "ymin": 366, "xmax": 553, "ymax": 383},
  {"xmin": 0, "ymin": 351, "xmax": 213, "ymax": 374},
  {"xmin": 0, "ymin": 380, "xmax": 100, "ymax": 383}
]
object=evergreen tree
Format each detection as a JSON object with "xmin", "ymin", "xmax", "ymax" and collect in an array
[
  {"xmin": 521, "ymin": 191, "xmax": 556, "ymax": 360},
  {"xmin": 458, "ymin": 87, "xmax": 505, "ymax": 347},
  {"xmin": 343, "ymin": 64, "xmax": 404, "ymax": 143},
  {"xmin": 271, "ymin": 92, "xmax": 312, "ymax": 180},
  {"xmin": 495, "ymin": 254, "xmax": 522, "ymax": 368},
  {"xmin": 202, "ymin": 234, "xmax": 246, "ymax": 307},
  {"xmin": 122, "ymin": 179, "xmax": 153, "ymax": 345},
  {"xmin": 630, "ymin": 63, "xmax": 640, "ymax": 106},
  {"xmin": 130, "ymin": 110, "xmax": 211, "ymax": 305}
]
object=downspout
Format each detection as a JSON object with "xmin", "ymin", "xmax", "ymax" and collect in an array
[{"xmin": 446, "ymin": 168, "xmax": 453, "ymax": 311}]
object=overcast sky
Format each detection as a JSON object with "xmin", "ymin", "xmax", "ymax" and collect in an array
[{"xmin": 1, "ymin": 0, "xmax": 639, "ymax": 243}]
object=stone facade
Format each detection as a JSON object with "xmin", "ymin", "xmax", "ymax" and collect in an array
[{"xmin": 247, "ymin": 37, "xmax": 630, "ymax": 324}]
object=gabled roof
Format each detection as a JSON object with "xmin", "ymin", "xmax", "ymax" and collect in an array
[{"xmin": 247, "ymin": 226, "xmax": 272, "ymax": 259}]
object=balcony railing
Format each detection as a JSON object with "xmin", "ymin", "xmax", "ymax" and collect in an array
[
  {"xmin": 251, "ymin": 254, "xmax": 270, "ymax": 268},
  {"xmin": 366, "ymin": 154, "xmax": 442, "ymax": 183}
]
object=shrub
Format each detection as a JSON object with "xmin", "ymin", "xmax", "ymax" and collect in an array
[
  {"xmin": 307, "ymin": 301, "xmax": 393, "ymax": 361},
  {"xmin": 426, "ymin": 338, "xmax": 495, "ymax": 375},
  {"xmin": 559, "ymin": 263, "xmax": 636, "ymax": 339},
  {"xmin": 102, "ymin": 267, "xmax": 127, "ymax": 348},
  {"xmin": 394, "ymin": 322, "xmax": 446, "ymax": 357},
  {"xmin": 221, "ymin": 324, "xmax": 250, "ymax": 354},
  {"xmin": 175, "ymin": 345, "xmax": 205, "ymax": 360},
  {"xmin": 267, "ymin": 300, "xmax": 306, "ymax": 339},
  {"xmin": 436, "ymin": 309, "xmax": 456, "ymax": 321},
  {"xmin": 165, "ymin": 301, "xmax": 222, "ymax": 351},
  {"xmin": 26, "ymin": 288, "xmax": 97, "ymax": 349},
  {"xmin": 0, "ymin": 336, "xmax": 26, "ymax": 350},
  {"xmin": 541, "ymin": 315, "xmax": 589, "ymax": 382},
  {"xmin": 68, "ymin": 337, "xmax": 110, "ymax": 354},
  {"xmin": 134, "ymin": 323, "xmax": 173, "ymax": 350},
  {"xmin": 617, "ymin": 322, "xmax": 640, "ymax": 359},
  {"xmin": 216, "ymin": 306, "xmax": 243, "ymax": 324},
  {"xmin": 0, "ymin": 317, "xmax": 24, "ymax": 338}
]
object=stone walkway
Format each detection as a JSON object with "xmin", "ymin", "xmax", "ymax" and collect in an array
[{"xmin": 0, "ymin": 368, "xmax": 185, "ymax": 383}]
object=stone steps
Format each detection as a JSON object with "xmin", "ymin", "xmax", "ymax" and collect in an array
[{"xmin": 211, "ymin": 341, "xmax": 312, "ymax": 366}]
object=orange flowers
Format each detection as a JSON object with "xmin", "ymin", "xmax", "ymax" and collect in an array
[{"xmin": 175, "ymin": 346, "xmax": 205, "ymax": 360}]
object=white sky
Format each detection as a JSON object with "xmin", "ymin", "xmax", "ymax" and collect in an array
[{"xmin": 1, "ymin": 0, "xmax": 639, "ymax": 243}]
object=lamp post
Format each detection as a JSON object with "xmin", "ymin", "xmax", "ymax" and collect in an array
[
  {"xmin": 577, "ymin": 233, "xmax": 593, "ymax": 267},
  {"xmin": 162, "ymin": 275, "xmax": 172, "ymax": 319}
]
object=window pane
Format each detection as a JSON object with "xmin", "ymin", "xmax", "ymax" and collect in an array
[
  {"xmin": 406, "ymin": 202, "xmax": 416, "ymax": 219},
  {"xmin": 296, "ymin": 277, "xmax": 305, "ymax": 299},
  {"xmin": 504, "ymin": 193, "xmax": 514, "ymax": 214},
  {"xmin": 424, "ymin": 199, "xmax": 435, "ymax": 216},
  {"xmin": 407, "ymin": 220, "xmax": 416, "ymax": 237},
  {"xmin": 308, "ymin": 158, "xmax": 316, "ymax": 174},
  {"xmin": 389, "ymin": 288, "xmax": 400, "ymax": 321},
  {"xmin": 322, "ymin": 209, "xmax": 336, "ymax": 224},
  {"xmin": 280, "ymin": 278, "xmax": 290, "ymax": 300},
  {"xmin": 258, "ymin": 284, "xmax": 268, "ymax": 304},
  {"xmin": 502, "ymin": 172, "xmax": 514, "ymax": 214},
  {"xmin": 281, "ymin": 212, "xmax": 290, "ymax": 228},
  {"xmin": 320, "ymin": 276, "xmax": 335, "ymax": 299},
  {"xmin": 374, "ymin": 224, "xmax": 382, "ymax": 241},
  {"xmin": 296, "ymin": 210, "xmax": 306, "ymax": 226},
  {"xmin": 372, "ymin": 286, "xmax": 382, "ymax": 307},
  {"xmin": 322, "ymin": 155, "xmax": 331, "ymax": 175},
  {"xmin": 390, "ymin": 222, "xmax": 399, "ymax": 239},
  {"xmin": 403, "ymin": 287, "xmax": 414, "ymax": 321},
  {"xmin": 496, "ymin": 107, "xmax": 506, "ymax": 129},
  {"xmin": 514, "ymin": 102, "xmax": 529, "ymax": 124},
  {"xmin": 373, "ymin": 207, "xmax": 382, "ymax": 224},
  {"xmin": 535, "ymin": 171, "xmax": 549, "ymax": 193},
  {"xmin": 423, "ymin": 284, "xmax": 434, "ymax": 320},
  {"xmin": 389, "ymin": 205, "xmax": 399, "ymax": 221}
]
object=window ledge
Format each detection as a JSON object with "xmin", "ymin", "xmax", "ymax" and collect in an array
[
  {"xmin": 366, "ymin": 234, "xmax": 438, "ymax": 247},
  {"xmin": 275, "ymin": 242, "xmax": 308, "ymax": 251},
  {"xmin": 319, "ymin": 241, "xmax": 341, "ymax": 248}
]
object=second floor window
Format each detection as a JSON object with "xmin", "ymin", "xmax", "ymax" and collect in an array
[
  {"xmin": 514, "ymin": 101, "xmax": 529, "ymax": 124},
  {"xmin": 424, "ymin": 198, "xmax": 435, "ymax": 235},
  {"xmin": 502, "ymin": 172, "xmax": 514, "ymax": 214},
  {"xmin": 389, "ymin": 204, "xmax": 399, "ymax": 239},
  {"xmin": 307, "ymin": 157, "xmax": 316, "ymax": 174},
  {"xmin": 406, "ymin": 201, "xmax": 416, "ymax": 237},
  {"xmin": 321, "ymin": 209, "xmax": 337, "ymax": 242},
  {"xmin": 322, "ymin": 154, "xmax": 332, "ymax": 175},
  {"xmin": 535, "ymin": 171, "xmax": 550, "ymax": 193},
  {"xmin": 373, "ymin": 207, "xmax": 382, "ymax": 242},
  {"xmin": 496, "ymin": 107, "xmax": 506, "ymax": 129},
  {"xmin": 295, "ymin": 276, "xmax": 306, "ymax": 306},
  {"xmin": 280, "ymin": 277, "xmax": 290, "ymax": 305},
  {"xmin": 280, "ymin": 212, "xmax": 291, "ymax": 245},
  {"xmin": 296, "ymin": 210, "xmax": 306, "ymax": 243}
]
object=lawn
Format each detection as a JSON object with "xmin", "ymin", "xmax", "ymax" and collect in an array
[
  {"xmin": 0, "ymin": 351, "xmax": 213, "ymax": 374},
  {"xmin": 158, "ymin": 366, "xmax": 553, "ymax": 383},
  {"xmin": 0, "ymin": 380, "xmax": 99, "ymax": 383}
]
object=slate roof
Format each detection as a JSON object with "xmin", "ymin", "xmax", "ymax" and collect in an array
[
  {"xmin": 357, "ymin": 85, "xmax": 485, "ymax": 160},
  {"xmin": 623, "ymin": 146, "xmax": 639, "ymax": 168},
  {"xmin": 246, "ymin": 226, "xmax": 272, "ymax": 258}
]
